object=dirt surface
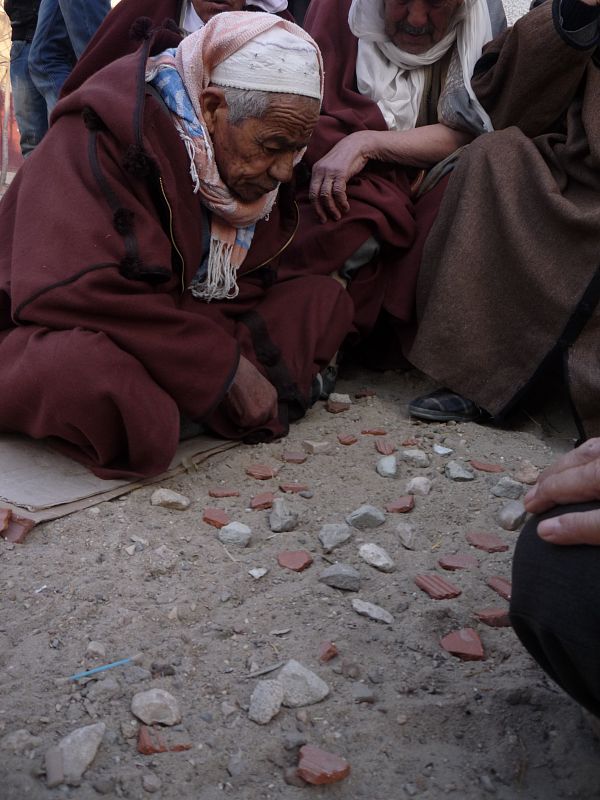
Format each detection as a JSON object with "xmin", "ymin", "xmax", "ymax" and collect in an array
[{"xmin": 2, "ymin": 367, "xmax": 600, "ymax": 800}]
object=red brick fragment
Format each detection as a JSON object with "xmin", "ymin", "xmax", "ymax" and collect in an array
[
  {"xmin": 469, "ymin": 460, "xmax": 505, "ymax": 474},
  {"xmin": 245, "ymin": 463, "xmax": 278, "ymax": 480},
  {"xmin": 415, "ymin": 574, "xmax": 462, "ymax": 600},
  {"xmin": 375, "ymin": 439, "xmax": 397, "ymax": 456},
  {"xmin": 440, "ymin": 628, "xmax": 485, "ymax": 661},
  {"xmin": 208, "ymin": 488, "xmax": 240, "ymax": 498},
  {"xmin": 466, "ymin": 531, "xmax": 509, "ymax": 553},
  {"xmin": 318, "ymin": 641, "xmax": 339, "ymax": 662},
  {"xmin": 386, "ymin": 496, "xmax": 415, "ymax": 513},
  {"xmin": 438, "ymin": 554, "xmax": 479, "ymax": 571},
  {"xmin": 3, "ymin": 515, "xmax": 36, "ymax": 544},
  {"xmin": 337, "ymin": 434, "xmax": 358, "ymax": 446},
  {"xmin": 250, "ymin": 492, "xmax": 275, "ymax": 510},
  {"xmin": 279, "ymin": 483, "xmax": 310, "ymax": 494},
  {"xmin": 202, "ymin": 507, "xmax": 230, "ymax": 529},
  {"xmin": 361, "ymin": 428, "xmax": 387, "ymax": 436},
  {"xmin": 355, "ymin": 388, "xmax": 376, "ymax": 398},
  {"xmin": 487, "ymin": 576, "xmax": 512, "ymax": 601},
  {"xmin": 282, "ymin": 451, "xmax": 307, "ymax": 465},
  {"xmin": 474, "ymin": 607, "xmax": 511, "ymax": 628},
  {"xmin": 0, "ymin": 508, "xmax": 11, "ymax": 533},
  {"xmin": 137, "ymin": 725, "xmax": 192, "ymax": 756},
  {"xmin": 297, "ymin": 745, "xmax": 351, "ymax": 785},
  {"xmin": 277, "ymin": 550, "xmax": 313, "ymax": 572},
  {"xmin": 401, "ymin": 438, "xmax": 419, "ymax": 447},
  {"xmin": 326, "ymin": 400, "xmax": 350, "ymax": 414}
]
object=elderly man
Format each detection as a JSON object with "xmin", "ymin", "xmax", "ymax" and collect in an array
[
  {"xmin": 278, "ymin": 0, "xmax": 506, "ymax": 344},
  {"xmin": 0, "ymin": 12, "xmax": 353, "ymax": 480}
]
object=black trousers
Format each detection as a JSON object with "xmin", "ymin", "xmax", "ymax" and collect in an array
[{"xmin": 511, "ymin": 501, "xmax": 600, "ymax": 717}]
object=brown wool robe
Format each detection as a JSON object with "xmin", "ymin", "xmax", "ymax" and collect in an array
[{"xmin": 407, "ymin": 0, "xmax": 600, "ymax": 438}]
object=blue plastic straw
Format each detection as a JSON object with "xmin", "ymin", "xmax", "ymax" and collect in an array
[{"xmin": 68, "ymin": 655, "xmax": 139, "ymax": 682}]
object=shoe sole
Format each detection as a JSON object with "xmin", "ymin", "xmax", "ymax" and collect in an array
[{"xmin": 408, "ymin": 405, "xmax": 479, "ymax": 423}]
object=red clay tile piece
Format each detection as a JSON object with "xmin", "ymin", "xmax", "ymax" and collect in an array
[
  {"xmin": 326, "ymin": 400, "xmax": 351, "ymax": 414},
  {"xmin": 361, "ymin": 428, "xmax": 387, "ymax": 436},
  {"xmin": 250, "ymin": 492, "xmax": 275, "ymax": 510},
  {"xmin": 355, "ymin": 388, "xmax": 377, "ymax": 398},
  {"xmin": 375, "ymin": 439, "xmax": 397, "ymax": 456},
  {"xmin": 0, "ymin": 508, "xmax": 11, "ymax": 533},
  {"xmin": 297, "ymin": 745, "xmax": 351, "ymax": 785},
  {"xmin": 277, "ymin": 550, "xmax": 313, "ymax": 572},
  {"xmin": 279, "ymin": 483, "xmax": 310, "ymax": 494},
  {"xmin": 438, "ymin": 554, "xmax": 479, "ymax": 571},
  {"xmin": 202, "ymin": 507, "xmax": 230, "ymax": 529},
  {"xmin": 137, "ymin": 725, "xmax": 192, "ymax": 755},
  {"xmin": 487, "ymin": 576, "xmax": 512, "ymax": 601},
  {"xmin": 415, "ymin": 574, "xmax": 462, "ymax": 600},
  {"xmin": 337, "ymin": 434, "xmax": 358, "ymax": 446},
  {"xmin": 440, "ymin": 628, "xmax": 485, "ymax": 661},
  {"xmin": 282, "ymin": 451, "xmax": 308, "ymax": 465},
  {"xmin": 3, "ymin": 515, "xmax": 36, "ymax": 544},
  {"xmin": 474, "ymin": 607, "xmax": 511, "ymax": 628},
  {"xmin": 401, "ymin": 438, "xmax": 419, "ymax": 447},
  {"xmin": 469, "ymin": 460, "xmax": 505, "ymax": 474},
  {"xmin": 385, "ymin": 496, "xmax": 415, "ymax": 513},
  {"xmin": 245, "ymin": 463, "xmax": 278, "ymax": 480},
  {"xmin": 318, "ymin": 641, "xmax": 339, "ymax": 662},
  {"xmin": 208, "ymin": 488, "xmax": 240, "ymax": 498},
  {"xmin": 466, "ymin": 531, "xmax": 509, "ymax": 553}
]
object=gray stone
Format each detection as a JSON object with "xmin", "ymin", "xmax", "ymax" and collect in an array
[
  {"xmin": 249, "ymin": 567, "xmax": 268, "ymax": 580},
  {"xmin": 85, "ymin": 640, "xmax": 106, "ymax": 659},
  {"xmin": 352, "ymin": 684, "xmax": 376, "ymax": 704},
  {"xmin": 376, "ymin": 455, "xmax": 397, "ymax": 478},
  {"xmin": 269, "ymin": 498, "xmax": 299, "ymax": 533},
  {"xmin": 283, "ymin": 732, "xmax": 307, "ymax": 750},
  {"xmin": 284, "ymin": 765, "xmax": 307, "ymax": 787},
  {"xmin": 396, "ymin": 522, "xmax": 417, "ymax": 550},
  {"xmin": 131, "ymin": 689, "xmax": 181, "ymax": 726},
  {"xmin": 491, "ymin": 476, "xmax": 524, "ymax": 500},
  {"xmin": 91, "ymin": 776, "xmax": 117, "ymax": 795},
  {"xmin": 148, "ymin": 545, "xmax": 179, "ymax": 576},
  {"xmin": 46, "ymin": 722, "xmax": 105, "ymax": 787},
  {"xmin": 318, "ymin": 523, "xmax": 353, "ymax": 552},
  {"xmin": 346, "ymin": 504, "xmax": 386, "ymax": 530},
  {"xmin": 318, "ymin": 563, "xmax": 361, "ymax": 592},
  {"xmin": 227, "ymin": 751, "xmax": 247, "ymax": 780},
  {"xmin": 406, "ymin": 477, "xmax": 432, "ymax": 496},
  {"xmin": 351, "ymin": 599, "xmax": 394, "ymax": 625},
  {"xmin": 142, "ymin": 773, "xmax": 162, "ymax": 793},
  {"xmin": 1, "ymin": 729, "xmax": 42, "ymax": 754},
  {"xmin": 277, "ymin": 660, "xmax": 330, "ymax": 707},
  {"xmin": 248, "ymin": 680, "xmax": 284, "ymax": 724},
  {"xmin": 150, "ymin": 488, "xmax": 191, "ymax": 510},
  {"xmin": 401, "ymin": 449, "xmax": 430, "ymax": 468},
  {"xmin": 433, "ymin": 444, "xmax": 453, "ymax": 456},
  {"xmin": 358, "ymin": 543, "xmax": 395, "ymax": 573},
  {"xmin": 445, "ymin": 460, "xmax": 475, "ymax": 482},
  {"xmin": 85, "ymin": 677, "xmax": 122, "ymax": 703},
  {"xmin": 497, "ymin": 500, "xmax": 527, "ymax": 531},
  {"xmin": 302, "ymin": 440, "xmax": 331, "ymax": 455},
  {"xmin": 218, "ymin": 522, "xmax": 252, "ymax": 547}
]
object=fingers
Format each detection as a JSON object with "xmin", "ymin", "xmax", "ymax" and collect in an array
[
  {"xmin": 309, "ymin": 170, "xmax": 350, "ymax": 223},
  {"xmin": 525, "ymin": 456, "xmax": 600, "ymax": 513},
  {"xmin": 537, "ymin": 508, "xmax": 600, "ymax": 545}
]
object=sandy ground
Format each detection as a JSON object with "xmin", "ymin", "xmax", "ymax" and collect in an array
[{"xmin": 2, "ymin": 366, "xmax": 600, "ymax": 800}]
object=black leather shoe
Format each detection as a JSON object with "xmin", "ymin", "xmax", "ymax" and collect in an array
[{"xmin": 408, "ymin": 388, "xmax": 485, "ymax": 422}]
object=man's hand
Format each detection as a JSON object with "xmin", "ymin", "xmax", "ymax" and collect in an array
[
  {"xmin": 309, "ymin": 131, "xmax": 373, "ymax": 223},
  {"xmin": 221, "ymin": 355, "xmax": 278, "ymax": 429},
  {"xmin": 579, "ymin": 0, "xmax": 600, "ymax": 6},
  {"xmin": 524, "ymin": 438, "xmax": 600, "ymax": 544}
]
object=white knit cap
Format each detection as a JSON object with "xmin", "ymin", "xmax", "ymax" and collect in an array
[{"xmin": 210, "ymin": 26, "xmax": 322, "ymax": 100}]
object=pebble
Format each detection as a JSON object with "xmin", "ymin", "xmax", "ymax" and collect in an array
[
  {"xmin": 487, "ymin": 576, "xmax": 512, "ymax": 601},
  {"xmin": 297, "ymin": 744, "xmax": 351, "ymax": 785},
  {"xmin": 406, "ymin": 477, "xmax": 432, "ymax": 496},
  {"xmin": 120, "ymin": 721, "xmax": 139, "ymax": 740},
  {"xmin": 218, "ymin": 522, "xmax": 252, "ymax": 547},
  {"xmin": 283, "ymin": 732, "xmax": 308, "ymax": 750},
  {"xmin": 86, "ymin": 641, "xmax": 106, "ymax": 659},
  {"xmin": 352, "ymin": 684, "xmax": 376, "ymax": 704},
  {"xmin": 318, "ymin": 522, "xmax": 353, "ymax": 552},
  {"xmin": 402, "ymin": 449, "xmax": 430, "ymax": 468},
  {"xmin": 329, "ymin": 392, "xmax": 352, "ymax": 404},
  {"xmin": 302, "ymin": 440, "xmax": 331, "ymax": 454},
  {"xmin": 142, "ymin": 773, "xmax": 162, "ymax": 793},
  {"xmin": 131, "ymin": 689, "xmax": 181, "ymax": 726},
  {"xmin": 91, "ymin": 776, "xmax": 117, "ymax": 795},
  {"xmin": 466, "ymin": 531, "xmax": 508, "ymax": 553},
  {"xmin": 150, "ymin": 488, "xmax": 190, "ymax": 510},
  {"xmin": 440, "ymin": 628, "xmax": 485, "ymax": 661},
  {"xmin": 278, "ymin": 660, "xmax": 330, "ymax": 707},
  {"xmin": 513, "ymin": 460, "xmax": 540, "ymax": 485},
  {"xmin": 284, "ymin": 766, "xmax": 307, "ymax": 787},
  {"xmin": 269, "ymin": 497, "xmax": 299, "ymax": 532},
  {"xmin": 246, "ymin": 463, "xmax": 278, "ymax": 480},
  {"xmin": 278, "ymin": 550, "xmax": 313, "ymax": 572},
  {"xmin": 415, "ymin": 574, "xmax": 462, "ymax": 600},
  {"xmin": 45, "ymin": 722, "xmax": 106, "ymax": 787},
  {"xmin": 358, "ymin": 543, "xmax": 395, "ymax": 572},
  {"xmin": 250, "ymin": 492, "xmax": 274, "ymax": 510},
  {"xmin": 248, "ymin": 680, "xmax": 284, "ymax": 724},
  {"xmin": 433, "ymin": 444, "xmax": 453, "ymax": 456},
  {"xmin": 318, "ymin": 641, "xmax": 339, "ymax": 662},
  {"xmin": 491, "ymin": 476, "xmax": 524, "ymax": 499},
  {"xmin": 385, "ymin": 496, "xmax": 415, "ymax": 513},
  {"xmin": 202, "ymin": 507, "xmax": 230, "ymax": 529},
  {"xmin": 318, "ymin": 563, "xmax": 361, "ymax": 592},
  {"xmin": 227, "ymin": 751, "xmax": 247, "ymax": 779},
  {"xmin": 376, "ymin": 455, "xmax": 397, "ymax": 478},
  {"xmin": 147, "ymin": 545, "xmax": 179, "ymax": 576},
  {"xmin": 445, "ymin": 461, "xmax": 475, "ymax": 481},
  {"xmin": 346, "ymin": 504, "xmax": 386, "ymax": 529},
  {"xmin": 249, "ymin": 567, "xmax": 268, "ymax": 580},
  {"xmin": 438, "ymin": 554, "xmax": 478, "ymax": 571},
  {"xmin": 396, "ymin": 522, "xmax": 417, "ymax": 550},
  {"xmin": 0, "ymin": 729, "xmax": 42, "ymax": 754},
  {"xmin": 338, "ymin": 434, "xmax": 358, "ymax": 446},
  {"xmin": 351, "ymin": 598, "xmax": 394, "ymax": 625},
  {"xmin": 497, "ymin": 500, "xmax": 527, "ymax": 531}
]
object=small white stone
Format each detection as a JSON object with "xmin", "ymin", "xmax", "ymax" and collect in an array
[
  {"xmin": 318, "ymin": 523, "xmax": 353, "ymax": 552},
  {"xmin": 86, "ymin": 641, "xmax": 106, "ymax": 659},
  {"xmin": 396, "ymin": 522, "xmax": 417, "ymax": 550},
  {"xmin": 124, "ymin": 544, "xmax": 137, "ymax": 556},
  {"xmin": 402, "ymin": 449, "xmax": 430, "ymax": 468},
  {"xmin": 346, "ymin": 505, "xmax": 386, "ymax": 529},
  {"xmin": 218, "ymin": 522, "xmax": 252, "ymax": 547},
  {"xmin": 150, "ymin": 488, "xmax": 191, "ymax": 510},
  {"xmin": 406, "ymin": 476, "xmax": 432, "ymax": 496},
  {"xmin": 131, "ymin": 689, "xmax": 181, "ymax": 726},
  {"xmin": 445, "ymin": 461, "xmax": 475, "ymax": 482},
  {"xmin": 269, "ymin": 497, "xmax": 299, "ymax": 533},
  {"xmin": 277, "ymin": 660, "xmax": 330, "ymax": 707},
  {"xmin": 48, "ymin": 722, "xmax": 106, "ymax": 787},
  {"xmin": 249, "ymin": 567, "xmax": 268, "ymax": 580},
  {"xmin": 359, "ymin": 543, "xmax": 395, "ymax": 573},
  {"xmin": 433, "ymin": 444, "xmax": 453, "ymax": 456},
  {"xmin": 302, "ymin": 440, "xmax": 331, "ymax": 455},
  {"xmin": 352, "ymin": 598, "xmax": 394, "ymax": 625},
  {"xmin": 376, "ymin": 455, "xmax": 397, "ymax": 478},
  {"xmin": 328, "ymin": 392, "xmax": 352, "ymax": 404},
  {"xmin": 248, "ymin": 680, "xmax": 284, "ymax": 724}
]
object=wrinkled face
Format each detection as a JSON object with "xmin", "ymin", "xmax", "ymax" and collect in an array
[
  {"xmin": 383, "ymin": 0, "xmax": 463, "ymax": 54},
  {"xmin": 191, "ymin": 0, "xmax": 245, "ymax": 22},
  {"xmin": 201, "ymin": 89, "xmax": 320, "ymax": 203}
]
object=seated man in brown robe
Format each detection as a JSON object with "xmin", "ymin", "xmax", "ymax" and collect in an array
[
  {"xmin": 0, "ymin": 13, "xmax": 353, "ymax": 480},
  {"xmin": 407, "ymin": 0, "xmax": 600, "ymax": 440}
]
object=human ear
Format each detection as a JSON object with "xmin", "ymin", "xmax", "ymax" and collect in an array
[{"xmin": 199, "ymin": 87, "xmax": 227, "ymax": 134}]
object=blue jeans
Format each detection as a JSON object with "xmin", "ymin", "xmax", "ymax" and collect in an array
[
  {"xmin": 28, "ymin": 0, "xmax": 110, "ymax": 115},
  {"xmin": 10, "ymin": 41, "xmax": 48, "ymax": 157}
]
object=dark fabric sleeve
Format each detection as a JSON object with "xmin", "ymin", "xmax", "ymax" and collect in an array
[{"xmin": 555, "ymin": 0, "xmax": 600, "ymax": 47}]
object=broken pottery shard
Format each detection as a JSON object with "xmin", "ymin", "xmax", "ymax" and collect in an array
[
  {"xmin": 202, "ymin": 507, "xmax": 230, "ymax": 529},
  {"xmin": 279, "ymin": 483, "xmax": 309, "ymax": 494},
  {"xmin": 282, "ymin": 450, "xmax": 307, "ymax": 464},
  {"xmin": 337, "ymin": 433, "xmax": 358, "ymax": 446},
  {"xmin": 2, "ymin": 514, "xmax": 36, "ymax": 544},
  {"xmin": 487, "ymin": 576, "xmax": 512, "ymax": 601},
  {"xmin": 445, "ymin": 460, "xmax": 475, "ymax": 481},
  {"xmin": 150, "ymin": 488, "xmax": 190, "ymax": 510},
  {"xmin": 376, "ymin": 439, "xmax": 397, "ymax": 455},
  {"xmin": 51, "ymin": 722, "xmax": 106, "ymax": 786},
  {"xmin": 137, "ymin": 725, "xmax": 192, "ymax": 755},
  {"xmin": 269, "ymin": 497, "xmax": 299, "ymax": 533},
  {"xmin": 474, "ymin": 607, "xmax": 511, "ymax": 628},
  {"xmin": 361, "ymin": 427, "xmax": 387, "ymax": 436},
  {"xmin": 414, "ymin": 574, "xmax": 462, "ymax": 600},
  {"xmin": 346, "ymin": 504, "xmax": 386, "ymax": 529},
  {"xmin": 351, "ymin": 599, "xmax": 394, "ymax": 625},
  {"xmin": 218, "ymin": 522, "xmax": 252, "ymax": 548},
  {"xmin": 248, "ymin": 680, "xmax": 284, "ymax": 724},
  {"xmin": 318, "ymin": 523, "xmax": 353, "ymax": 552},
  {"xmin": 402, "ymin": 438, "xmax": 419, "ymax": 447},
  {"xmin": 131, "ymin": 689, "xmax": 181, "ymax": 726},
  {"xmin": 438, "ymin": 554, "xmax": 479, "ymax": 571},
  {"xmin": 376, "ymin": 455, "xmax": 397, "ymax": 478},
  {"xmin": 385, "ymin": 496, "xmax": 415, "ymax": 513},
  {"xmin": 297, "ymin": 744, "xmax": 351, "ymax": 785},
  {"xmin": 359, "ymin": 543, "xmax": 395, "ymax": 573},
  {"xmin": 469, "ymin": 459, "xmax": 505, "ymax": 474},
  {"xmin": 277, "ymin": 550, "xmax": 313, "ymax": 572},
  {"xmin": 326, "ymin": 400, "xmax": 350, "ymax": 414},
  {"xmin": 497, "ymin": 500, "xmax": 527, "ymax": 531},
  {"xmin": 318, "ymin": 563, "xmax": 361, "ymax": 592},
  {"xmin": 302, "ymin": 440, "xmax": 331, "ymax": 454},
  {"xmin": 250, "ymin": 491, "xmax": 275, "ymax": 510},
  {"xmin": 246, "ymin": 463, "xmax": 278, "ymax": 480},
  {"xmin": 396, "ymin": 522, "xmax": 417, "ymax": 550},
  {"xmin": 491, "ymin": 476, "xmax": 524, "ymax": 499},
  {"xmin": 466, "ymin": 531, "xmax": 509, "ymax": 553},
  {"xmin": 440, "ymin": 628, "xmax": 485, "ymax": 661},
  {"xmin": 278, "ymin": 660, "xmax": 330, "ymax": 707},
  {"xmin": 208, "ymin": 487, "xmax": 240, "ymax": 498},
  {"xmin": 0, "ymin": 508, "xmax": 11, "ymax": 533},
  {"xmin": 318, "ymin": 641, "xmax": 339, "ymax": 662}
]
